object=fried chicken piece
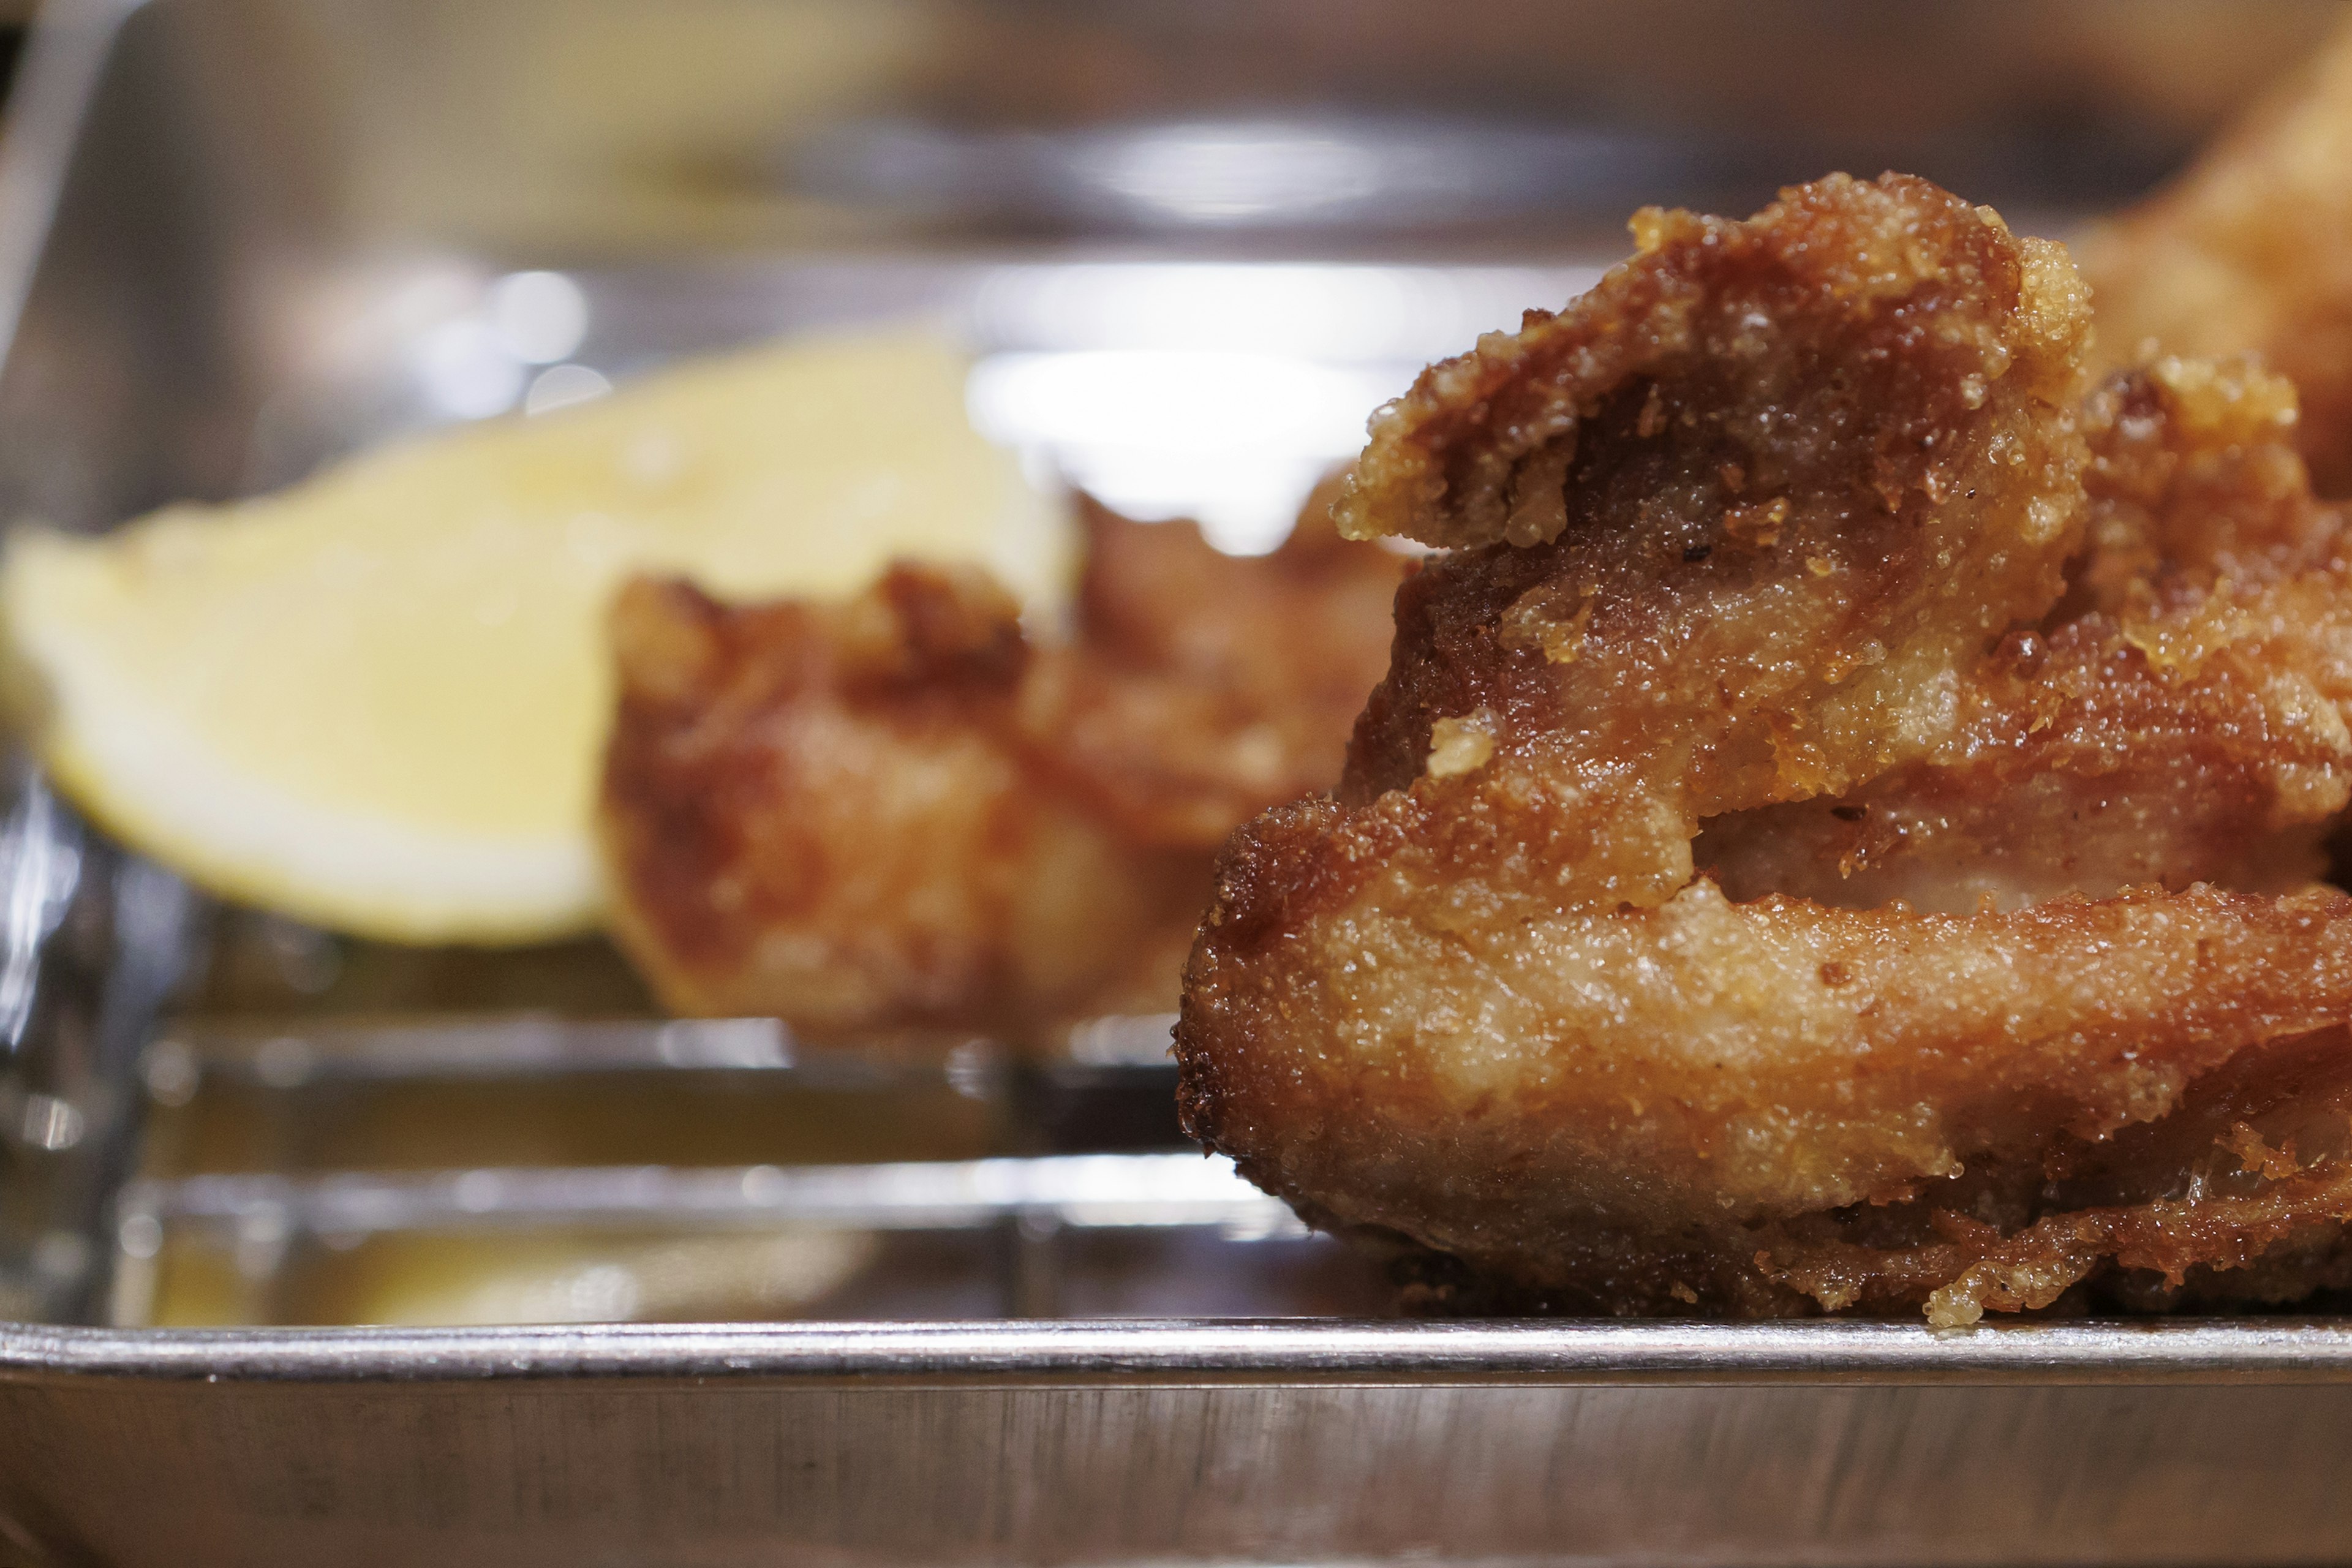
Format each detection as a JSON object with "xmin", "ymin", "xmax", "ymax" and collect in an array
[
  {"xmin": 1175, "ymin": 172, "xmax": 2352, "ymax": 1322},
  {"xmin": 599, "ymin": 499, "xmax": 1403, "ymax": 1038},
  {"xmin": 597, "ymin": 564, "xmax": 1188, "ymax": 1031},
  {"xmin": 2078, "ymin": 12, "xmax": 2352, "ymax": 496},
  {"xmin": 1023, "ymin": 487, "xmax": 1406, "ymax": 849},
  {"xmin": 1698, "ymin": 360, "xmax": 2352, "ymax": 914}
]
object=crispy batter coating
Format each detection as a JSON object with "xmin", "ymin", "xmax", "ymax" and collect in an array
[
  {"xmin": 2079, "ymin": 12, "xmax": 2352, "ymax": 496},
  {"xmin": 599, "ymin": 500, "xmax": 1401, "ymax": 1038},
  {"xmin": 1176, "ymin": 172, "xmax": 2352, "ymax": 1322},
  {"xmin": 1700, "ymin": 360, "xmax": 2352, "ymax": 914}
]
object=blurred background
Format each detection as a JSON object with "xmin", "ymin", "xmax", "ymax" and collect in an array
[
  {"xmin": 6, "ymin": 0, "xmax": 2348, "ymax": 544},
  {"xmin": 88, "ymin": 0, "xmax": 2351, "ymax": 254}
]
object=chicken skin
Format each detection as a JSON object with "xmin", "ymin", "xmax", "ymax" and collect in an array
[
  {"xmin": 1175, "ymin": 172, "xmax": 2352, "ymax": 1323},
  {"xmin": 599, "ymin": 499, "xmax": 1403, "ymax": 1039}
]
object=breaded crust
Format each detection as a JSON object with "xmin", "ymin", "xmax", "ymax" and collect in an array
[{"xmin": 1177, "ymin": 173, "xmax": 2352, "ymax": 1322}]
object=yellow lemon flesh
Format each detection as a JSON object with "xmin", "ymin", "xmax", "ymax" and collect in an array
[{"xmin": 1, "ymin": 327, "xmax": 1066, "ymax": 944}]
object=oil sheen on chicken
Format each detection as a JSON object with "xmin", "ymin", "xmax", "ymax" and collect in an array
[{"xmin": 1175, "ymin": 172, "xmax": 2352, "ymax": 1324}]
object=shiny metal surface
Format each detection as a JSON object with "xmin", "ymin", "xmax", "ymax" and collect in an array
[
  {"xmin": 7, "ymin": 2, "xmax": 2352, "ymax": 1564},
  {"xmin": 106, "ymin": 1029, "xmax": 1362, "ymax": 1328},
  {"xmin": 10, "ymin": 1321, "xmax": 2352, "ymax": 1566},
  {"xmin": 13, "ymin": 1314, "xmax": 2352, "ymax": 1385},
  {"xmin": 124, "ymin": 1153, "xmax": 1292, "ymax": 1235}
]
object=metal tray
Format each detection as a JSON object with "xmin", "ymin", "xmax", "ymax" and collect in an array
[{"xmin": 7, "ymin": 2, "xmax": 2352, "ymax": 1564}]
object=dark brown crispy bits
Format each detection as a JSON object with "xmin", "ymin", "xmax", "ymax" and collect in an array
[{"xmin": 1177, "ymin": 172, "xmax": 2352, "ymax": 1322}]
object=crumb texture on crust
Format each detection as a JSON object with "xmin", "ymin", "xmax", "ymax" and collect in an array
[
  {"xmin": 1177, "ymin": 172, "xmax": 2352, "ymax": 1322},
  {"xmin": 1339, "ymin": 170, "xmax": 2089, "ymax": 554},
  {"xmin": 600, "ymin": 499, "xmax": 1401, "ymax": 1038}
]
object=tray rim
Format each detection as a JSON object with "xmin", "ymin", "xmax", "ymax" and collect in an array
[{"xmin": 9, "ymin": 1316, "xmax": 2352, "ymax": 1389}]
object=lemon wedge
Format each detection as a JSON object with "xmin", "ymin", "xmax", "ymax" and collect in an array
[{"xmin": 1, "ymin": 326, "xmax": 1066, "ymax": 944}]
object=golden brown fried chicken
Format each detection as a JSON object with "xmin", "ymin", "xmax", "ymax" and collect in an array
[
  {"xmin": 599, "ymin": 500, "xmax": 1403, "ymax": 1038},
  {"xmin": 2079, "ymin": 12, "xmax": 2352, "ymax": 496},
  {"xmin": 1175, "ymin": 172, "xmax": 2352, "ymax": 1323},
  {"xmin": 1698, "ymin": 360, "xmax": 2352, "ymax": 914}
]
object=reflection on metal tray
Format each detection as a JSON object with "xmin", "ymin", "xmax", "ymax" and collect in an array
[
  {"xmin": 110, "ymin": 1013, "xmax": 1378, "ymax": 1330},
  {"xmin": 14, "ymin": 1316, "xmax": 2352, "ymax": 1567},
  {"xmin": 7, "ymin": 1, "xmax": 2352, "ymax": 1565}
]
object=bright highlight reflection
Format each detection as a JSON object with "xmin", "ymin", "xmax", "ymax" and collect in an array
[
  {"xmin": 492, "ymin": 271, "xmax": 590, "ymax": 365},
  {"xmin": 968, "ymin": 350, "xmax": 1410, "ymax": 554}
]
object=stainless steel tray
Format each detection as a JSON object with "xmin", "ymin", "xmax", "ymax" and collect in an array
[
  {"xmin": 6, "ymin": 2, "xmax": 2352, "ymax": 1564},
  {"xmin": 10, "ymin": 1317, "xmax": 2352, "ymax": 1568}
]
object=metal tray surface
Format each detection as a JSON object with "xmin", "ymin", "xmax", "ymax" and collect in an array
[
  {"xmin": 6, "ymin": 2, "xmax": 2352, "ymax": 1566},
  {"xmin": 10, "ymin": 1320, "xmax": 2352, "ymax": 1567}
]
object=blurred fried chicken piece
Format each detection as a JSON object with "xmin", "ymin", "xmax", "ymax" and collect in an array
[
  {"xmin": 1175, "ymin": 172, "xmax": 2352, "ymax": 1323},
  {"xmin": 1022, "ymin": 488, "xmax": 1407, "ymax": 850},
  {"xmin": 599, "ymin": 499, "xmax": 1402, "ymax": 1037},
  {"xmin": 2079, "ymin": 12, "xmax": 2352, "ymax": 496}
]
